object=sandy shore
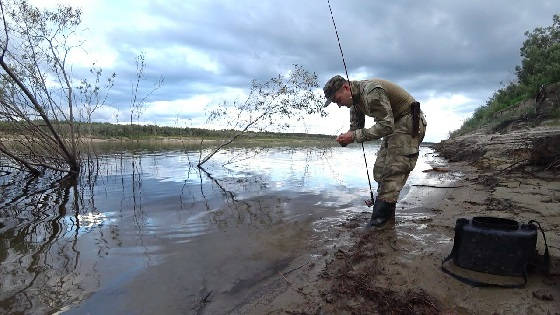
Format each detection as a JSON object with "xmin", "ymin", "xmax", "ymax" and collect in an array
[{"xmin": 233, "ymin": 152, "xmax": 560, "ymax": 314}]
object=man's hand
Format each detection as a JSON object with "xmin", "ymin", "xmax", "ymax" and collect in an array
[{"xmin": 336, "ymin": 131, "xmax": 354, "ymax": 146}]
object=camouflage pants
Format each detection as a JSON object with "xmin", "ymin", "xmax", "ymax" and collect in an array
[
  {"xmin": 373, "ymin": 145, "xmax": 419, "ymax": 203},
  {"xmin": 373, "ymin": 113, "xmax": 426, "ymax": 203}
]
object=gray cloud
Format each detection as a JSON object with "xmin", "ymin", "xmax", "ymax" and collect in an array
[{"xmin": 77, "ymin": 0, "xmax": 560, "ymax": 133}]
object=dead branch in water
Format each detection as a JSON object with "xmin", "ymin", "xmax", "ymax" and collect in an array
[{"xmin": 197, "ymin": 65, "xmax": 326, "ymax": 167}]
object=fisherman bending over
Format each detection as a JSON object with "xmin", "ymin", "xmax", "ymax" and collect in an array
[{"xmin": 323, "ymin": 75, "xmax": 427, "ymax": 228}]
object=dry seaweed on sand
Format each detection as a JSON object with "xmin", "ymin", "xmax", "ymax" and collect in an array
[{"xmin": 325, "ymin": 231, "xmax": 440, "ymax": 314}]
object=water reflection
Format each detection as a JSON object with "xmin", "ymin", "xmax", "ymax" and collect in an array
[
  {"xmin": 0, "ymin": 175, "xmax": 83, "ymax": 313},
  {"xmin": 0, "ymin": 143, "xmax": 444, "ymax": 314}
]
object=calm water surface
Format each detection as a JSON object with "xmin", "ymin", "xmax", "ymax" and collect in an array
[{"xmin": 0, "ymin": 143, "xmax": 444, "ymax": 314}]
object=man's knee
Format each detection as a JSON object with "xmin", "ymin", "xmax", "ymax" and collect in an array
[
  {"xmin": 375, "ymin": 154, "xmax": 416, "ymax": 182},
  {"xmin": 378, "ymin": 174, "xmax": 409, "ymax": 202}
]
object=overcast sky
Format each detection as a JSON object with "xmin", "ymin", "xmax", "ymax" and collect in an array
[{"xmin": 33, "ymin": 0, "xmax": 560, "ymax": 142}]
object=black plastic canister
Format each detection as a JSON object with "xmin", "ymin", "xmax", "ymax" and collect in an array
[{"xmin": 452, "ymin": 217, "xmax": 537, "ymax": 276}]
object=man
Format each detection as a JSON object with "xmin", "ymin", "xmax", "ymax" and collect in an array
[{"xmin": 323, "ymin": 75, "xmax": 427, "ymax": 228}]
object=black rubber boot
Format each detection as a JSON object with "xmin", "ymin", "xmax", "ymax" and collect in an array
[{"xmin": 366, "ymin": 199, "xmax": 396, "ymax": 228}]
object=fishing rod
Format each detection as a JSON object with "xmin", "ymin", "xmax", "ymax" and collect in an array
[{"xmin": 327, "ymin": 0, "xmax": 375, "ymax": 206}]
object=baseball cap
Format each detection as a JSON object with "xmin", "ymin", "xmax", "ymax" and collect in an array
[{"xmin": 323, "ymin": 75, "xmax": 347, "ymax": 107}]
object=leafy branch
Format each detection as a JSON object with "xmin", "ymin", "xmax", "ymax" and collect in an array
[{"xmin": 198, "ymin": 64, "xmax": 326, "ymax": 167}]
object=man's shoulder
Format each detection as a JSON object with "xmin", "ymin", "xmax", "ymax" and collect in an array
[
  {"xmin": 361, "ymin": 78, "xmax": 410, "ymax": 95},
  {"xmin": 356, "ymin": 79, "xmax": 385, "ymax": 94}
]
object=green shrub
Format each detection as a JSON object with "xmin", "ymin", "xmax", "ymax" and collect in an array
[{"xmin": 452, "ymin": 14, "xmax": 560, "ymax": 137}]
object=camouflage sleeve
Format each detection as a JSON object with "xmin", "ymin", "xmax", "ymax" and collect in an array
[
  {"xmin": 354, "ymin": 87, "xmax": 394, "ymax": 142},
  {"xmin": 349, "ymin": 105, "xmax": 365, "ymax": 131}
]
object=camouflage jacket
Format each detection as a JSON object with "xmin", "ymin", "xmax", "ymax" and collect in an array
[{"xmin": 349, "ymin": 79, "xmax": 426, "ymax": 155}]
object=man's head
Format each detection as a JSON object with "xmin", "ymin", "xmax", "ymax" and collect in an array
[{"xmin": 323, "ymin": 75, "xmax": 353, "ymax": 108}]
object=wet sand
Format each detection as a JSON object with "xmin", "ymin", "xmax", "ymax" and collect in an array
[{"xmin": 233, "ymin": 156, "xmax": 560, "ymax": 314}]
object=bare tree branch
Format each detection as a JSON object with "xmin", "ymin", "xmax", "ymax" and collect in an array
[
  {"xmin": 0, "ymin": 140, "xmax": 41, "ymax": 175},
  {"xmin": 0, "ymin": 1, "xmax": 114, "ymax": 176},
  {"xmin": 198, "ymin": 64, "xmax": 326, "ymax": 167}
]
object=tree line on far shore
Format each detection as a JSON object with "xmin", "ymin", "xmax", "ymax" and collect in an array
[
  {"xmin": 0, "ymin": 121, "xmax": 333, "ymax": 141},
  {"xmin": 453, "ymin": 14, "xmax": 560, "ymax": 136}
]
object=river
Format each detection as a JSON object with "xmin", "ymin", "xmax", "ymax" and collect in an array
[{"xmin": 0, "ymin": 142, "xmax": 443, "ymax": 314}]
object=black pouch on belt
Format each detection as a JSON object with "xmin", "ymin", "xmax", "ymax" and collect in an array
[{"xmin": 411, "ymin": 101, "xmax": 420, "ymax": 138}]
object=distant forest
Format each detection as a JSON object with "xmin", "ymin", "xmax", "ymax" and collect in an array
[{"xmin": 0, "ymin": 121, "xmax": 333, "ymax": 140}]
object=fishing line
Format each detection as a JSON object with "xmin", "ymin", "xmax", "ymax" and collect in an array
[{"xmin": 327, "ymin": 0, "xmax": 375, "ymax": 205}]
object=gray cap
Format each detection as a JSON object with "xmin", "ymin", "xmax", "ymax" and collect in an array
[{"xmin": 323, "ymin": 75, "xmax": 347, "ymax": 107}]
